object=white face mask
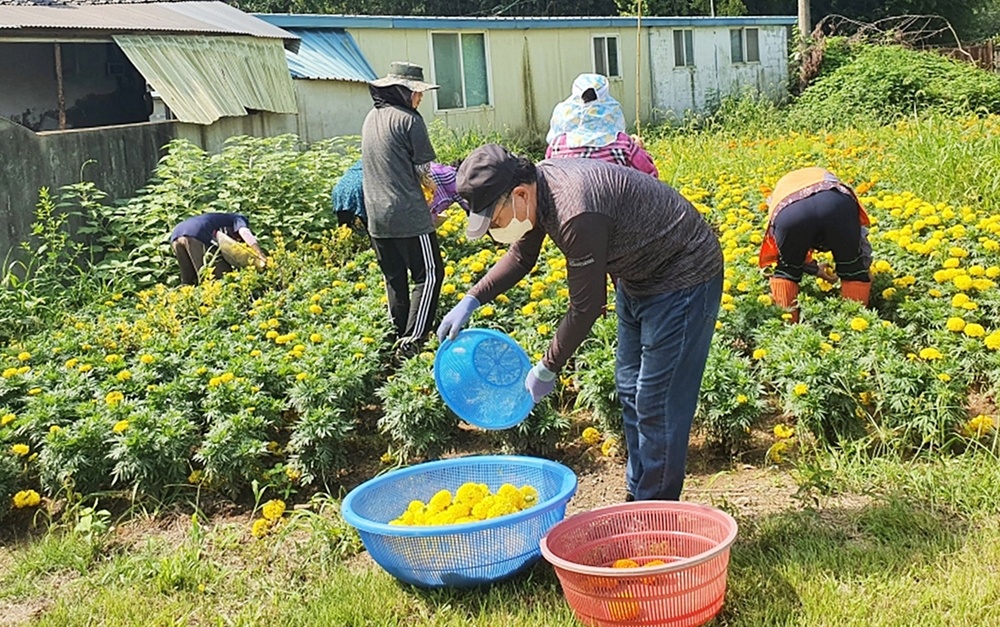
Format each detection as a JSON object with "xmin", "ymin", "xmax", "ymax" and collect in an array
[{"xmin": 489, "ymin": 195, "xmax": 533, "ymax": 244}]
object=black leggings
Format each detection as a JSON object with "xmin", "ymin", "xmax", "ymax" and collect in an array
[{"xmin": 772, "ymin": 189, "xmax": 870, "ymax": 282}]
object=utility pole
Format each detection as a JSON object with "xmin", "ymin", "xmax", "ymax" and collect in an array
[{"xmin": 797, "ymin": 0, "xmax": 811, "ymax": 44}]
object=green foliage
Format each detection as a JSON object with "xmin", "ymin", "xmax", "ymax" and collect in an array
[
  {"xmin": 572, "ymin": 315, "xmax": 620, "ymax": 434},
  {"xmin": 377, "ymin": 351, "xmax": 456, "ymax": 460},
  {"xmin": 792, "ymin": 44, "xmax": 1000, "ymax": 129},
  {"xmin": 696, "ymin": 343, "xmax": 766, "ymax": 453}
]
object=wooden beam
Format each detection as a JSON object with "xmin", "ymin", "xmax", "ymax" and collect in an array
[{"xmin": 54, "ymin": 42, "xmax": 66, "ymax": 130}]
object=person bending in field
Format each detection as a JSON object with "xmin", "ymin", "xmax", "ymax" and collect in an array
[
  {"xmin": 170, "ymin": 212, "xmax": 266, "ymax": 285},
  {"xmin": 759, "ymin": 167, "xmax": 872, "ymax": 322}
]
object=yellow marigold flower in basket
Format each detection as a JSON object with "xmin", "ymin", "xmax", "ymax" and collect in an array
[
  {"xmin": 261, "ymin": 499, "xmax": 286, "ymax": 522},
  {"xmin": 581, "ymin": 427, "xmax": 602, "ymax": 446},
  {"xmin": 13, "ymin": 489, "xmax": 41, "ymax": 509},
  {"xmin": 428, "ymin": 490, "xmax": 452, "ymax": 511},
  {"xmin": 456, "ymin": 482, "xmax": 486, "ymax": 506}
]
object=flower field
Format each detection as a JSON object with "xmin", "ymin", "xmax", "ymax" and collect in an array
[{"xmin": 2, "ymin": 113, "xmax": 1000, "ymax": 523}]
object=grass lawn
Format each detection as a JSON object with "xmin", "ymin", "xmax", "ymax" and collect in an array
[{"xmin": 2, "ymin": 448, "xmax": 998, "ymax": 626}]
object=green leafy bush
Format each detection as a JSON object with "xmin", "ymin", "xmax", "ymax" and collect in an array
[{"xmin": 792, "ymin": 44, "xmax": 1000, "ymax": 128}]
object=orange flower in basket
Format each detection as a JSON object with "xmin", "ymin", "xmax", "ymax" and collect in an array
[
  {"xmin": 608, "ymin": 591, "xmax": 640, "ymax": 621},
  {"xmin": 640, "ymin": 559, "xmax": 668, "ymax": 585},
  {"xmin": 611, "ymin": 558, "xmax": 639, "ymax": 569}
]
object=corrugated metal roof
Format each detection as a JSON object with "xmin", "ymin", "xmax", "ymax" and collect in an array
[
  {"xmin": 279, "ymin": 27, "xmax": 376, "ymax": 82},
  {"xmin": 115, "ymin": 33, "xmax": 297, "ymax": 124},
  {"xmin": 0, "ymin": 1, "xmax": 298, "ymax": 46},
  {"xmin": 258, "ymin": 13, "xmax": 799, "ymax": 30}
]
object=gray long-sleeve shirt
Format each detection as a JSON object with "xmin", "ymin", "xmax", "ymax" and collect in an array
[{"xmin": 468, "ymin": 159, "xmax": 723, "ymax": 372}]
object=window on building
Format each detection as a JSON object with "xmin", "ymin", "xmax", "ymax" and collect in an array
[
  {"xmin": 730, "ymin": 28, "xmax": 760, "ymax": 64},
  {"xmin": 673, "ymin": 30, "xmax": 694, "ymax": 68},
  {"xmin": 431, "ymin": 32, "xmax": 490, "ymax": 110},
  {"xmin": 592, "ymin": 35, "xmax": 620, "ymax": 77}
]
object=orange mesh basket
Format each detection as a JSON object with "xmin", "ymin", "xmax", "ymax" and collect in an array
[{"xmin": 540, "ymin": 502, "xmax": 738, "ymax": 626}]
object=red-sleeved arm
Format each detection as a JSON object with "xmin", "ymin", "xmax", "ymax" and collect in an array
[
  {"xmin": 542, "ymin": 213, "xmax": 612, "ymax": 372},
  {"xmin": 468, "ymin": 227, "xmax": 545, "ymax": 304},
  {"xmin": 628, "ymin": 140, "xmax": 659, "ymax": 178}
]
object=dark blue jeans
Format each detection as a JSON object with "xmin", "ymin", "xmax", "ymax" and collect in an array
[{"xmin": 615, "ymin": 272, "xmax": 723, "ymax": 501}]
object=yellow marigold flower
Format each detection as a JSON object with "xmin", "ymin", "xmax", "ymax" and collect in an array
[
  {"xmin": 774, "ymin": 424, "xmax": 795, "ymax": 439},
  {"xmin": 112, "ymin": 420, "xmax": 129, "ymax": 433},
  {"xmin": 0, "ymin": 413, "xmax": 15, "ymax": 426},
  {"xmin": 441, "ymin": 284, "xmax": 457, "ymax": 296},
  {"xmin": 537, "ymin": 323, "xmax": 551, "ymax": 335},
  {"xmin": 984, "ymin": 332, "xmax": 1000, "ymax": 351},
  {"xmin": 953, "ymin": 275, "xmax": 974, "ymax": 291},
  {"xmin": 757, "ymin": 294, "xmax": 773, "ymax": 306},
  {"xmin": 827, "ymin": 332, "xmax": 841, "ymax": 342},
  {"xmin": 116, "ymin": 370, "xmax": 132, "ymax": 382},
  {"xmin": 188, "ymin": 469, "xmax": 204, "ymax": 484},
  {"xmin": 937, "ymin": 373, "xmax": 952, "ymax": 382},
  {"xmin": 479, "ymin": 305, "xmax": 495, "ymax": 317},
  {"xmin": 581, "ymin": 427, "xmax": 602, "ymax": 446},
  {"xmin": 882, "ymin": 287, "xmax": 896, "ymax": 299},
  {"xmin": 309, "ymin": 304, "xmax": 323, "ymax": 315},
  {"xmin": 262, "ymin": 499, "xmax": 286, "ymax": 522},
  {"xmin": 16, "ymin": 366, "xmax": 29, "ymax": 376},
  {"xmin": 104, "ymin": 354, "xmax": 121, "ymax": 364},
  {"xmin": 78, "ymin": 363, "xmax": 93, "ymax": 373},
  {"xmin": 105, "ymin": 391, "xmax": 125, "ymax": 406},
  {"xmin": 251, "ymin": 518, "xmax": 273, "ymax": 538},
  {"xmin": 752, "ymin": 348, "xmax": 767, "ymax": 360},
  {"xmin": 946, "ymin": 317, "xmax": 966, "ymax": 332},
  {"xmin": 12, "ymin": 443, "xmax": 29, "ymax": 456},
  {"xmin": 265, "ymin": 330, "xmax": 279, "ymax": 340},
  {"xmin": 919, "ymin": 347, "xmax": 943, "ymax": 360},
  {"xmin": 27, "ymin": 388, "xmax": 41, "ymax": 396},
  {"xmin": 928, "ymin": 289, "xmax": 942, "ymax": 298},
  {"xmin": 285, "ymin": 466, "xmax": 302, "ymax": 481},
  {"xmin": 429, "ymin": 490, "xmax": 452, "ymax": 511},
  {"xmin": 964, "ymin": 323, "xmax": 986, "ymax": 338},
  {"xmin": 220, "ymin": 372, "xmax": 235, "ymax": 383},
  {"xmin": 966, "ymin": 414, "xmax": 996, "ymax": 437},
  {"xmin": 250, "ymin": 349, "xmax": 262, "ymax": 357},
  {"xmin": 361, "ymin": 336, "xmax": 375, "ymax": 344},
  {"xmin": 2, "ymin": 367, "xmax": 18, "ymax": 378},
  {"xmin": 295, "ymin": 372, "xmax": 308, "ymax": 381},
  {"xmin": 736, "ymin": 393, "xmax": 749, "ymax": 404},
  {"xmin": 13, "ymin": 489, "xmax": 41, "ymax": 509},
  {"xmin": 139, "ymin": 354, "xmax": 155, "ymax": 364},
  {"xmin": 17, "ymin": 351, "xmax": 30, "ymax": 362},
  {"xmin": 65, "ymin": 358, "xmax": 79, "ymax": 369},
  {"xmin": 600, "ymin": 437, "xmax": 620, "ymax": 457},
  {"xmin": 353, "ymin": 282, "xmax": 367, "ymax": 292},
  {"xmin": 952, "ymin": 293, "xmax": 970, "ymax": 307},
  {"xmin": 942, "ymin": 257, "xmax": 961, "ymax": 269},
  {"xmin": 793, "ymin": 383, "xmax": 808, "ymax": 397},
  {"xmin": 849, "ymin": 317, "xmax": 869, "ymax": 332},
  {"xmin": 309, "ymin": 333, "xmax": 323, "ymax": 343},
  {"xmin": 208, "ymin": 377, "xmax": 222, "ymax": 388}
]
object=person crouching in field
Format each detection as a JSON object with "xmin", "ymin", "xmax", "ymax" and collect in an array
[
  {"xmin": 170, "ymin": 212, "xmax": 267, "ymax": 285},
  {"xmin": 759, "ymin": 167, "xmax": 873, "ymax": 322}
]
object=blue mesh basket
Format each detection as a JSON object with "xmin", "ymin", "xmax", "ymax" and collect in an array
[
  {"xmin": 434, "ymin": 328, "xmax": 534, "ymax": 430},
  {"xmin": 341, "ymin": 455, "xmax": 578, "ymax": 588}
]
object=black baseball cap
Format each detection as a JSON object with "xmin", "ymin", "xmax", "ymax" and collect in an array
[{"xmin": 456, "ymin": 144, "xmax": 519, "ymax": 239}]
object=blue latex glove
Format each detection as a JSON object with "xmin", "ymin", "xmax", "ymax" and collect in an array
[
  {"xmin": 436, "ymin": 295, "xmax": 480, "ymax": 341},
  {"xmin": 525, "ymin": 361, "xmax": 556, "ymax": 403}
]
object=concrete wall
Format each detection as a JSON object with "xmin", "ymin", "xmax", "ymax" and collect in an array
[
  {"xmin": 350, "ymin": 26, "xmax": 652, "ymax": 138},
  {"xmin": 0, "ymin": 117, "xmax": 174, "ymax": 257},
  {"xmin": 292, "ymin": 79, "xmax": 370, "ymax": 143},
  {"xmin": 648, "ymin": 25, "xmax": 789, "ymax": 119},
  {"xmin": 173, "ymin": 112, "xmax": 298, "ymax": 154}
]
